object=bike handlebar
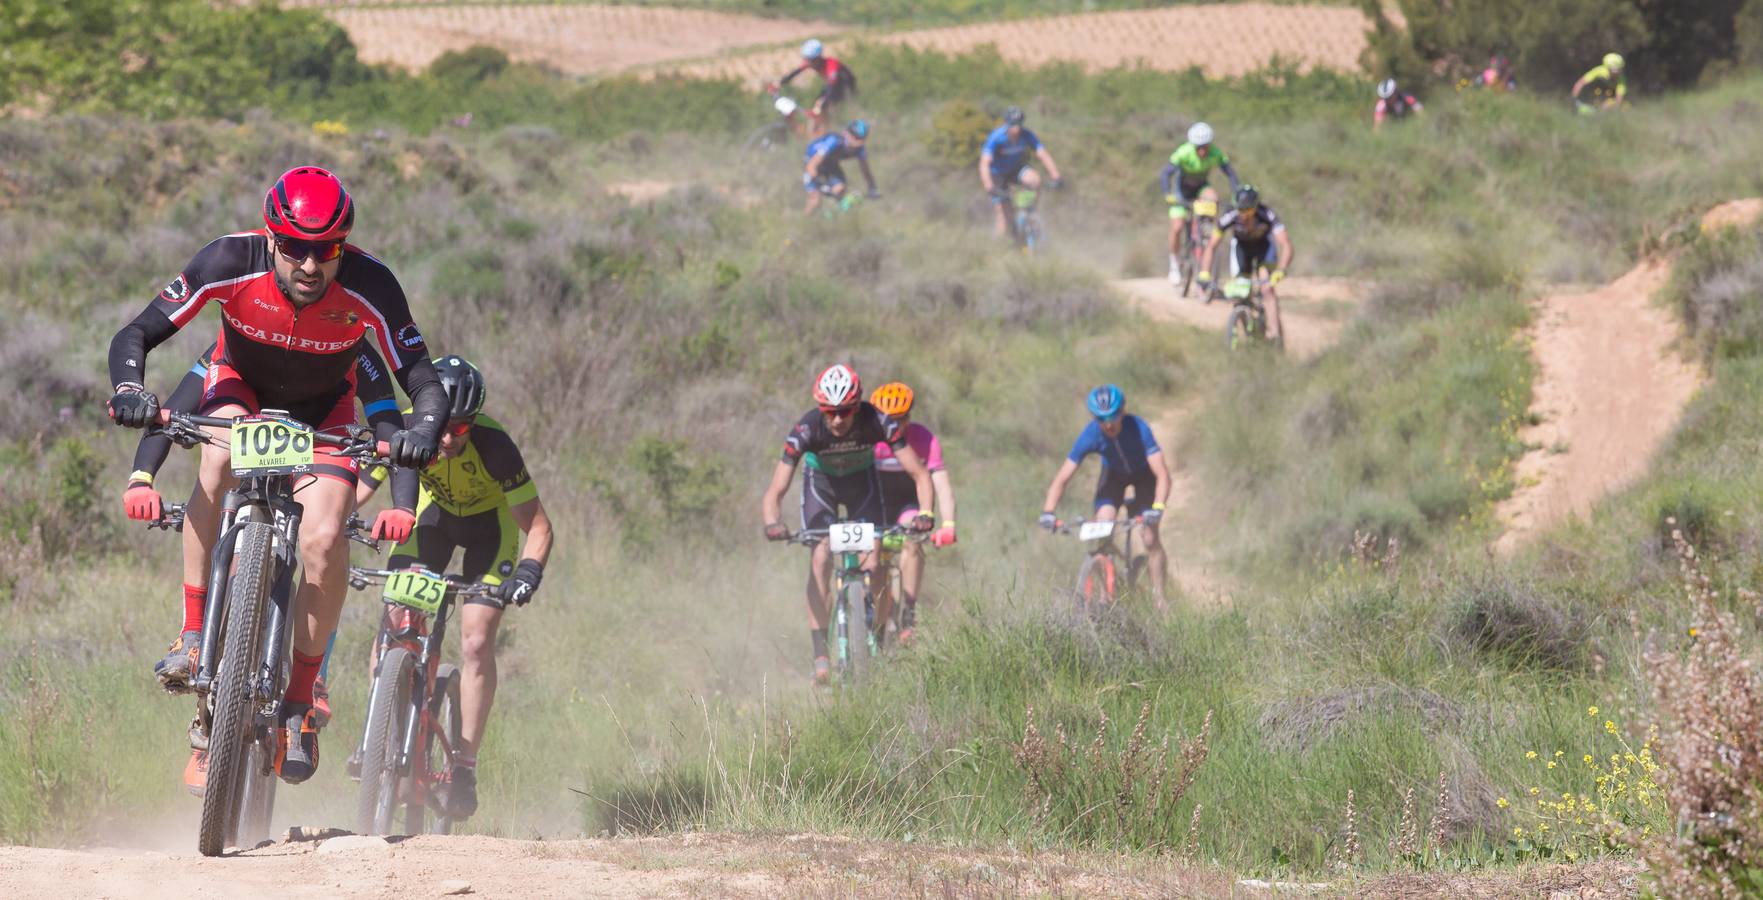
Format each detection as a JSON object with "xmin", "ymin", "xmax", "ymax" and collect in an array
[
  {"xmin": 146, "ymin": 502, "xmax": 380, "ymax": 550},
  {"xmin": 153, "ymin": 409, "xmax": 393, "ymax": 468},
  {"xmin": 785, "ymin": 523, "xmax": 928, "ymax": 546},
  {"xmin": 1052, "ymin": 515, "xmax": 1145, "ymax": 536},
  {"xmin": 346, "ymin": 565, "xmax": 498, "ymax": 598}
]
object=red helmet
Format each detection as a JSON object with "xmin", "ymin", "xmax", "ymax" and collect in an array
[
  {"xmin": 813, "ymin": 364, "xmax": 861, "ymax": 410},
  {"xmin": 263, "ymin": 166, "xmax": 354, "ymax": 241}
]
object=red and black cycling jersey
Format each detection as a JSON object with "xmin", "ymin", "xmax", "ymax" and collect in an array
[
  {"xmin": 108, "ymin": 230, "xmax": 444, "ymax": 427},
  {"xmin": 781, "ymin": 402, "xmax": 904, "ymax": 477},
  {"xmin": 1217, "ymin": 205, "xmax": 1286, "ymax": 244},
  {"xmin": 780, "ymin": 57, "xmax": 857, "ymax": 101}
]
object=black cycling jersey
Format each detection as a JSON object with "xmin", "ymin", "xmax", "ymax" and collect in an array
[
  {"xmin": 1217, "ymin": 205, "xmax": 1285, "ymax": 244},
  {"xmin": 781, "ymin": 403, "xmax": 904, "ymax": 478}
]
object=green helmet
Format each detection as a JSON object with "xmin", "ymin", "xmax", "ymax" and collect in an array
[{"xmin": 1603, "ymin": 52, "xmax": 1624, "ymax": 72}]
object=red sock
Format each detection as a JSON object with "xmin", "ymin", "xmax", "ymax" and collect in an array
[
  {"xmin": 284, "ymin": 650, "xmax": 324, "ymax": 706},
  {"xmin": 182, "ymin": 584, "xmax": 207, "ymax": 634}
]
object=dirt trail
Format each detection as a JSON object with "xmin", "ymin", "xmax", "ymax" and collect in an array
[
  {"xmin": 1112, "ymin": 277, "xmax": 1371, "ymax": 605},
  {"xmin": 1487, "ymin": 199, "xmax": 1763, "ymax": 552}
]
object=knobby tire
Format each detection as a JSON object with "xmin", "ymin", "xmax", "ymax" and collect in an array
[
  {"xmin": 197, "ymin": 520, "xmax": 275, "ymax": 857},
  {"xmin": 1226, "ymin": 306, "xmax": 1258, "ymax": 352},
  {"xmin": 840, "ymin": 580, "xmax": 873, "ymax": 684},
  {"xmin": 425, "ymin": 664, "xmax": 464, "ymax": 834},
  {"xmin": 357, "ymin": 646, "xmax": 414, "ymax": 835},
  {"xmin": 1075, "ymin": 553, "xmax": 1117, "ymax": 614}
]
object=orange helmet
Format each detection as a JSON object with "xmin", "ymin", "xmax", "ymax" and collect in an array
[{"xmin": 870, "ymin": 382, "xmax": 914, "ymax": 418}]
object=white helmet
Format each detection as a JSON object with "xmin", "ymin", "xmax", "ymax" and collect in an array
[
  {"xmin": 801, "ymin": 39, "xmax": 824, "ymax": 60},
  {"xmin": 813, "ymin": 364, "xmax": 860, "ymax": 409},
  {"xmin": 1187, "ymin": 122, "xmax": 1213, "ymax": 146},
  {"xmin": 1603, "ymin": 52, "xmax": 1624, "ymax": 72},
  {"xmin": 1377, "ymin": 78, "xmax": 1397, "ymax": 99}
]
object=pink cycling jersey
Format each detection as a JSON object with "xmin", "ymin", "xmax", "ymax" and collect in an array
[{"xmin": 874, "ymin": 421, "xmax": 944, "ymax": 473}]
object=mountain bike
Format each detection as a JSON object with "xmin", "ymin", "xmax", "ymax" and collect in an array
[
  {"xmin": 345, "ymin": 565, "xmax": 493, "ymax": 836},
  {"xmin": 144, "ymin": 409, "xmax": 391, "ymax": 857},
  {"xmin": 745, "ymin": 85, "xmax": 808, "ymax": 155},
  {"xmin": 1054, "ymin": 516, "xmax": 1147, "ymax": 612},
  {"xmin": 1175, "ymin": 196, "xmax": 1224, "ymax": 298},
  {"xmin": 1218, "ymin": 274, "xmax": 1283, "ymax": 352},
  {"xmin": 787, "ymin": 520, "xmax": 903, "ymax": 683},
  {"xmin": 872, "ymin": 528, "xmax": 930, "ymax": 638},
  {"xmin": 1008, "ymin": 185, "xmax": 1044, "ymax": 254}
]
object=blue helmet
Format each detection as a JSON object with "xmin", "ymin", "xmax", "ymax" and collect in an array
[
  {"xmin": 1086, "ymin": 384, "xmax": 1125, "ymax": 420},
  {"xmin": 847, "ymin": 119, "xmax": 870, "ymax": 139}
]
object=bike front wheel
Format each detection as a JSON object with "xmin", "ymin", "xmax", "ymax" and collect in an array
[
  {"xmin": 1074, "ymin": 552, "xmax": 1118, "ymax": 613},
  {"xmin": 197, "ymin": 520, "xmax": 276, "ymax": 857},
  {"xmin": 838, "ymin": 580, "xmax": 874, "ymax": 684},
  {"xmin": 357, "ymin": 646, "xmax": 415, "ymax": 836},
  {"xmin": 1226, "ymin": 305, "xmax": 1261, "ymax": 351}
]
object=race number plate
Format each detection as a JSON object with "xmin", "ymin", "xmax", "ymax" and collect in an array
[
  {"xmin": 1194, "ymin": 198, "xmax": 1218, "ymax": 218},
  {"xmin": 1078, "ymin": 520, "xmax": 1115, "ymax": 541},
  {"xmin": 774, "ymin": 96, "xmax": 798, "ymax": 116},
  {"xmin": 828, "ymin": 522, "xmax": 876, "ymax": 553},
  {"xmin": 382, "ymin": 567, "xmax": 448, "ymax": 616},
  {"xmin": 230, "ymin": 416, "xmax": 315, "ymax": 477}
]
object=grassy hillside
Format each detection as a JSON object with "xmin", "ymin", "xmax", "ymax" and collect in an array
[{"xmin": 4, "ymin": 9, "xmax": 1763, "ymax": 883}]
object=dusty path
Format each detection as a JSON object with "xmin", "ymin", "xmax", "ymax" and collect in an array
[
  {"xmin": 0, "ymin": 829, "xmax": 1635, "ymax": 898},
  {"xmin": 1489, "ymin": 199, "xmax": 1763, "ymax": 552},
  {"xmin": 1112, "ymin": 276, "xmax": 1370, "ymax": 604}
]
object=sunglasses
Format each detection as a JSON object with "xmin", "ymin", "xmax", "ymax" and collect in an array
[
  {"xmin": 819, "ymin": 404, "xmax": 858, "ymax": 419},
  {"xmin": 444, "ymin": 418, "xmax": 475, "ymax": 436},
  {"xmin": 274, "ymin": 236, "xmax": 345, "ymax": 263},
  {"xmin": 1096, "ymin": 414, "xmax": 1122, "ymax": 426}
]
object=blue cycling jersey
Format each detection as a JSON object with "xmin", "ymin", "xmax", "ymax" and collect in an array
[
  {"xmin": 806, "ymin": 132, "xmax": 866, "ymax": 165},
  {"xmin": 982, "ymin": 125, "xmax": 1042, "ymax": 173},
  {"xmin": 1066, "ymin": 415, "xmax": 1161, "ymax": 475}
]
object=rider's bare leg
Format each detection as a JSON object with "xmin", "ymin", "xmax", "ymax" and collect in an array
[
  {"xmin": 900, "ymin": 542, "xmax": 924, "ymax": 612},
  {"xmin": 806, "ymin": 541, "xmax": 834, "ymax": 631},
  {"xmin": 457, "ymin": 601, "xmax": 505, "ymax": 758},
  {"xmin": 1138, "ymin": 518, "xmax": 1169, "ymax": 607},
  {"xmin": 1264, "ymin": 284, "xmax": 1284, "ymax": 342},
  {"xmin": 865, "ymin": 551, "xmax": 891, "ymax": 643},
  {"xmin": 289, "ymin": 476, "xmax": 354, "ymax": 668}
]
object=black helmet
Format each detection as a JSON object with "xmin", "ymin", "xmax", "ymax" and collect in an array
[
  {"xmin": 434, "ymin": 354, "xmax": 487, "ymax": 419},
  {"xmin": 1234, "ymin": 184, "xmax": 1260, "ymax": 210},
  {"xmin": 1004, "ymin": 105, "xmax": 1025, "ymax": 126}
]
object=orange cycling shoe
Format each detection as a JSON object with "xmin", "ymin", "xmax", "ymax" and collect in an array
[{"xmin": 184, "ymin": 749, "xmax": 208, "ymax": 797}]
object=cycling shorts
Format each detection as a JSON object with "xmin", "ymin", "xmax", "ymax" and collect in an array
[
  {"xmin": 200, "ymin": 360, "xmax": 359, "ymax": 485},
  {"xmin": 800, "ymin": 468, "xmax": 884, "ymax": 532},
  {"xmin": 1093, "ymin": 466, "xmax": 1156, "ymax": 516},
  {"xmin": 878, "ymin": 470, "xmax": 923, "ymax": 525},
  {"xmin": 1232, "ymin": 238, "xmax": 1278, "ymax": 277},
  {"xmin": 818, "ymin": 81, "xmax": 852, "ymax": 107},
  {"xmin": 805, "ymin": 164, "xmax": 847, "ymax": 193},
  {"xmin": 1168, "ymin": 179, "xmax": 1210, "ymax": 219},
  {"xmin": 989, "ymin": 166, "xmax": 1031, "ymax": 204},
  {"xmin": 388, "ymin": 498, "xmax": 519, "ymax": 607}
]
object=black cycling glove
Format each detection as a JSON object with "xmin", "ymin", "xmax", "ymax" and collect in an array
[
  {"xmin": 389, "ymin": 426, "xmax": 440, "ymax": 469},
  {"xmin": 496, "ymin": 559, "xmax": 544, "ymax": 607},
  {"xmin": 108, "ymin": 386, "xmax": 159, "ymax": 429}
]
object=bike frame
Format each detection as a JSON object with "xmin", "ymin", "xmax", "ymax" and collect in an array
[{"xmin": 1061, "ymin": 516, "xmax": 1144, "ymax": 605}]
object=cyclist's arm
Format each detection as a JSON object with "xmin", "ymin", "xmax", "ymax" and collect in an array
[
  {"xmin": 1614, "ymin": 78, "xmax": 1627, "ymax": 100},
  {"xmin": 1219, "ymin": 159, "xmax": 1242, "ymax": 194},
  {"xmin": 978, "ymin": 152, "xmax": 995, "ymax": 192},
  {"xmin": 1042, "ymin": 458, "xmax": 1081, "ymax": 514},
  {"xmin": 893, "ymin": 443, "xmax": 935, "ymax": 521},
  {"xmin": 108, "ymin": 236, "xmax": 248, "ymax": 390},
  {"xmin": 760, "ymin": 459, "xmax": 796, "ymax": 527},
  {"xmin": 858, "ymin": 155, "xmax": 878, "ymax": 193},
  {"xmin": 354, "ymin": 469, "xmax": 383, "ymax": 510},
  {"xmin": 931, "ymin": 469, "xmax": 956, "ymax": 524},
  {"xmin": 128, "ymin": 354, "xmax": 210, "ymax": 480},
  {"xmin": 1159, "ymin": 162, "xmax": 1179, "ymax": 198},
  {"xmin": 1571, "ymin": 74, "xmax": 1591, "ymax": 99},
  {"xmin": 1274, "ymin": 226, "xmax": 1294, "ymax": 275},
  {"xmin": 509, "ymin": 495, "xmax": 553, "ymax": 567},
  {"xmin": 779, "ymin": 63, "xmax": 807, "ymax": 86},
  {"xmin": 805, "ymin": 149, "xmax": 827, "ymax": 178},
  {"xmin": 1035, "ymin": 146, "xmax": 1062, "ymax": 183},
  {"xmin": 354, "ymin": 343, "xmax": 405, "ymax": 442},
  {"xmin": 1147, "ymin": 450, "xmax": 1171, "ymax": 508}
]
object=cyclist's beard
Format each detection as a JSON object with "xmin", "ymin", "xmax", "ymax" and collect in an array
[{"xmin": 276, "ymin": 269, "xmax": 328, "ymax": 308}]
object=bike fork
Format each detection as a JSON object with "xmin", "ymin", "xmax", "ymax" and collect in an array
[{"xmin": 194, "ymin": 495, "xmax": 247, "ymax": 694}]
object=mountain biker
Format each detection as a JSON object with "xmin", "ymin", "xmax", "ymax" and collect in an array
[
  {"xmin": 1475, "ymin": 55, "xmax": 1516, "ymax": 92},
  {"xmin": 868, "ymin": 382, "xmax": 957, "ymax": 646},
  {"xmin": 357, "ymin": 355, "xmax": 553, "ymax": 819},
  {"xmin": 804, "ymin": 120, "xmax": 879, "ymax": 215},
  {"xmin": 1038, "ymin": 385, "xmax": 1171, "ymax": 604},
  {"xmin": 776, "ymin": 39, "xmax": 857, "ymax": 133},
  {"xmin": 106, "ymin": 166, "xmax": 447, "ymax": 787},
  {"xmin": 760, "ymin": 364, "xmax": 936, "ymax": 684},
  {"xmin": 1373, "ymin": 79, "xmax": 1424, "ymax": 130},
  {"xmin": 1572, "ymin": 53, "xmax": 1627, "ymax": 112},
  {"xmin": 1198, "ymin": 184, "xmax": 1295, "ymax": 344},
  {"xmin": 122, "ymin": 341, "xmax": 415, "ymax": 739},
  {"xmin": 980, "ymin": 106, "xmax": 1064, "ymax": 239},
  {"xmin": 1160, "ymin": 122, "xmax": 1242, "ymax": 286}
]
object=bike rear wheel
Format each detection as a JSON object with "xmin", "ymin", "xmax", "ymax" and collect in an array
[
  {"xmin": 357, "ymin": 646, "xmax": 414, "ymax": 836},
  {"xmin": 1074, "ymin": 553, "xmax": 1118, "ymax": 613},
  {"xmin": 197, "ymin": 520, "xmax": 275, "ymax": 857},
  {"xmin": 743, "ymin": 121, "xmax": 792, "ymax": 155},
  {"xmin": 420, "ymin": 663, "xmax": 464, "ymax": 834}
]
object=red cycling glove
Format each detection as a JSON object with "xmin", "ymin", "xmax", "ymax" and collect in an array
[
  {"xmin": 371, "ymin": 508, "xmax": 417, "ymax": 544},
  {"xmin": 124, "ymin": 478, "xmax": 162, "ymax": 522},
  {"xmin": 931, "ymin": 524, "xmax": 957, "ymax": 548}
]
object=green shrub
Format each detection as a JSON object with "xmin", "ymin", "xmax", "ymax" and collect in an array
[
  {"xmin": 925, "ymin": 99, "xmax": 995, "ymax": 168},
  {"xmin": 429, "ymin": 45, "xmax": 511, "ymax": 85}
]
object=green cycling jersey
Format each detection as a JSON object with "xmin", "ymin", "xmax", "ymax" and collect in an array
[{"xmin": 1576, "ymin": 65, "xmax": 1627, "ymax": 100}]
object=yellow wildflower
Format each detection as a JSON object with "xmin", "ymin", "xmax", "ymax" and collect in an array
[
  {"xmin": 1526, "ymin": 750, "xmax": 1538, "ymax": 759},
  {"xmin": 1497, "ymin": 797, "xmax": 1509, "ymax": 808},
  {"xmin": 1587, "ymin": 706, "xmax": 1599, "ymax": 716}
]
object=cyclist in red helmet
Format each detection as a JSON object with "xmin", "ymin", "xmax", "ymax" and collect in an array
[
  {"xmin": 760, "ymin": 364, "xmax": 936, "ymax": 684},
  {"xmin": 106, "ymin": 166, "xmax": 449, "ymax": 790}
]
